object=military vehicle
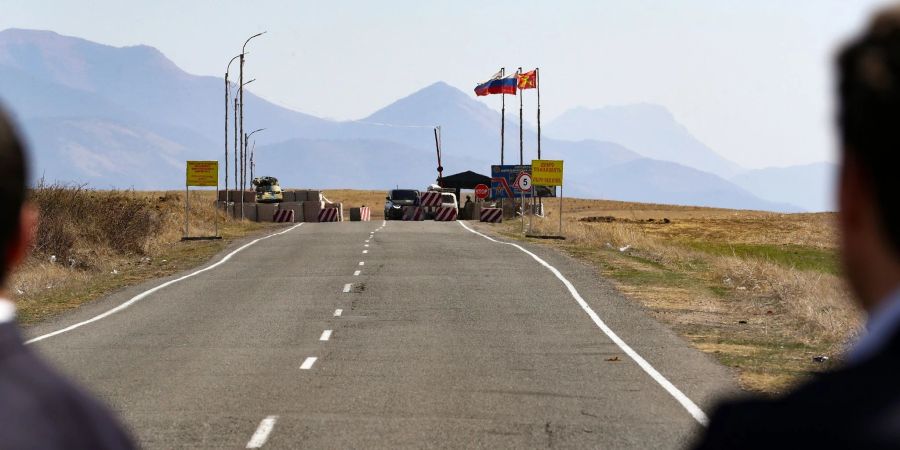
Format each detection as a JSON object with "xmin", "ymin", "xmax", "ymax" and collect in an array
[{"xmin": 252, "ymin": 176, "xmax": 284, "ymax": 203}]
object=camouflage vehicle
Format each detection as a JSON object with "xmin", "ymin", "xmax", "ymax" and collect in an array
[{"xmin": 252, "ymin": 176, "xmax": 283, "ymax": 203}]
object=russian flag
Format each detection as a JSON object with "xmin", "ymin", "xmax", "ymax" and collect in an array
[
  {"xmin": 475, "ymin": 74, "xmax": 518, "ymax": 96},
  {"xmin": 488, "ymin": 76, "xmax": 518, "ymax": 95}
]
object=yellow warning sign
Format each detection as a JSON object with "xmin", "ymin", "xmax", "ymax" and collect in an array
[
  {"xmin": 186, "ymin": 161, "xmax": 218, "ymax": 187},
  {"xmin": 531, "ymin": 159, "xmax": 563, "ymax": 186}
]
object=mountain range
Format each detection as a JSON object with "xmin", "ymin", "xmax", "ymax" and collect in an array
[{"xmin": 0, "ymin": 28, "xmax": 834, "ymax": 211}]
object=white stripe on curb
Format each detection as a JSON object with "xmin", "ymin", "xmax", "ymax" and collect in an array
[
  {"xmin": 246, "ymin": 415, "xmax": 278, "ymax": 448},
  {"xmin": 457, "ymin": 221, "xmax": 709, "ymax": 426},
  {"xmin": 27, "ymin": 224, "xmax": 304, "ymax": 345}
]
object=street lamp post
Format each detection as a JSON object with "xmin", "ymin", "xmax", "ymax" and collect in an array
[
  {"xmin": 244, "ymin": 128, "xmax": 266, "ymax": 183},
  {"xmin": 224, "ymin": 54, "xmax": 240, "ymax": 212},
  {"xmin": 238, "ymin": 31, "xmax": 266, "ymax": 219},
  {"xmin": 237, "ymin": 78, "xmax": 255, "ymax": 192}
]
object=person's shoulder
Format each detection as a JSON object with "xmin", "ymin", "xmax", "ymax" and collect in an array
[
  {"xmin": 0, "ymin": 347, "xmax": 135, "ymax": 449},
  {"xmin": 694, "ymin": 353, "xmax": 900, "ymax": 449}
]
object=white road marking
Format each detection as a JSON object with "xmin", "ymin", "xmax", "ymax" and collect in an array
[
  {"xmin": 457, "ymin": 221, "xmax": 709, "ymax": 426},
  {"xmin": 334, "ymin": 309, "xmax": 343, "ymax": 317},
  {"xmin": 342, "ymin": 283, "xmax": 352, "ymax": 293},
  {"xmin": 362, "ymin": 250, "xmax": 368, "ymax": 254},
  {"xmin": 300, "ymin": 357, "xmax": 318, "ymax": 370},
  {"xmin": 319, "ymin": 330, "xmax": 332, "ymax": 341},
  {"xmin": 246, "ymin": 415, "xmax": 278, "ymax": 448},
  {"xmin": 364, "ymin": 244, "xmax": 369, "ymax": 247},
  {"xmin": 365, "ymin": 240, "xmax": 370, "ymax": 243},
  {"xmin": 359, "ymin": 261, "xmax": 365, "ymax": 266},
  {"xmin": 27, "ymin": 224, "xmax": 304, "ymax": 345},
  {"xmin": 353, "ymin": 270, "xmax": 361, "ymax": 276}
]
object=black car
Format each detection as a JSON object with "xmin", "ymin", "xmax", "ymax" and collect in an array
[{"xmin": 384, "ymin": 189, "xmax": 419, "ymax": 220}]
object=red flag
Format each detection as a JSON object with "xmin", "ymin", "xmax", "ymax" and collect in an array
[{"xmin": 517, "ymin": 70, "xmax": 537, "ymax": 90}]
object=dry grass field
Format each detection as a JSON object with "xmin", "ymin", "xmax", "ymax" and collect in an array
[
  {"xmin": 497, "ymin": 197, "xmax": 859, "ymax": 394},
  {"xmin": 10, "ymin": 185, "xmax": 272, "ymax": 324}
]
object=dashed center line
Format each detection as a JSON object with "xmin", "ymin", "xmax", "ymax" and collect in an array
[
  {"xmin": 300, "ymin": 357, "xmax": 317, "ymax": 370},
  {"xmin": 359, "ymin": 261, "xmax": 365, "ymax": 266},
  {"xmin": 364, "ymin": 244, "xmax": 369, "ymax": 247},
  {"xmin": 353, "ymin": 270, "xmax": 361, "ymax": 276},
  {"xmin": 246, "ymin": 415, "xmax": 278, "ymax": 448},
  {"xmin": 342, "ymin": 283, "xmax": 352, "ymax": 293},
  {"xmin": 319, "ymin": 330, "xmax": 332, "ymax": 341},
  {"xmin": 362, "ymin": 250, "xmax": 368, "ymax": 254},
  {"xmin": 334, "ymin": 309, "xmax": 343, "ymax": 317}
]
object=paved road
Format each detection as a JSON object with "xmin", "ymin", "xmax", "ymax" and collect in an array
[{"xmin": 26, "ymin": 221, "xmax": 734, "ymax": 449}]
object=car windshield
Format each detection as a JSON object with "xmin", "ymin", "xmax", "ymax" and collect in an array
[
  {"xmin": 441, "ymin": 194, "xmax": 455, "ymax": 204},
  {"xmin": 391, "ymin": 190, "xmax": 418, "ymax": 201}
]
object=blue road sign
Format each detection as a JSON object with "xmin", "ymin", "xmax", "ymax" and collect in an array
[{"xmin": 491, "ymin": 165, "xmax": 532, "ymax": 199}]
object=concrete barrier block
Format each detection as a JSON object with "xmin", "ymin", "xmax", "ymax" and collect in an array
[
  {"xmin": 325, "ymin": 202, "xmax": 343, "ymax": 221},
  {"xmin": 349, "ymin": 207, "xmax": 362, "ymax": 221},
  {"xmin": 279, "ymin": 202, "xmax": 304, "ymax": 222},
  {"xmin": 303, "ymin": 201, "xmax": 324, "ymax": 223},
  {"xmin": 281, "ymin": 191, "xmax": 296, "ymax": 202},
  {"xmin": 243, "ymin": 191, "xmax": 257, "ymax": 203},
  {"xmin": 307, "ymin": 191, "xmax": 322, "ymax": 202},
  {"xmin": 241, "ymin": 204, "xmax": 258, "ymax": 221},
  {"xmin": 257, "ymin": 203, "xmax": 277, "ymax": 222}
]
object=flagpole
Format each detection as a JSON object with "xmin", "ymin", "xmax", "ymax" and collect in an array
[
  {"xmin": 518, "ymin": 67, "xmax": 523, "ymax": 165},
  {"xmin": 500, "ymin": 67, "xmax": 506, "ymax": 166}
]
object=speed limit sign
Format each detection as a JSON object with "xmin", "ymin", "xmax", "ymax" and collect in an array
[{"xmin": 515, "ymin": 172, "xmax": 533, "ymax": 191}]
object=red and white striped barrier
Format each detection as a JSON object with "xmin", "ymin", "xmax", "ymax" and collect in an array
[
  {"xmin": 419, "ymin": 191, "xmax": 442, "ymax": 207},
  {"xmin": 434, "ymin": 207, "xmax": 458, "ymax": 221},
  {"xmin": 360, "ymin": 206, "xmax": 371, "ymax": 221},
  {"xmin": 273, "ymin": 209, "xmax": 294, "ymax": 223},
  {"xmin": 402, "ymin": 206, "xmax": 424, "ymax": 221},
  {"xmin": 480, "ymin": 208, "xmax": 502, "ymax": 223},
  {"xmin": 318, "ymin": 208, "xmax": 340, "ymax": 222}
]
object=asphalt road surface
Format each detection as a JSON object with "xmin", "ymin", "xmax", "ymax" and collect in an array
[{"xmin": 26, "ymin": 221, "xmax": 735, "ymax": 449}]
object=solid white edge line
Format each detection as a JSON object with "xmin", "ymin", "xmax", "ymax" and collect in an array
[
  {"xmin": 353, "ymin": 270, "xmax": 361, "ymax": 276},
  {"xmin": 334, "ymin": 309, "xmax": 343, "ymax": 317},
  {"xmin": 320, "ymin": 330, "xmax": 332, "ymax": 341},
  {"xmin": 342, "ymin": 283, "xmax": 352, "ymax": 293},
  {"xmin": 300, "ymin": 356, "xmax": 317, "ymax": 370},
  {"xmin": 246, "ymin": 415, "xmax": 278, "ymax": 448},
  {"xmin": 457, "ymin": 221, "xmax": 709, "ymax": 426},
  {"xmin": 27, "ymin": 224, "xmax": 304, "ymax": 345}
]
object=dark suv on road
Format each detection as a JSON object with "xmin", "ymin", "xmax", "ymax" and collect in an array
[{"xmin": 384, "ymin": 189, "xmax": 419, "ymax": 220}]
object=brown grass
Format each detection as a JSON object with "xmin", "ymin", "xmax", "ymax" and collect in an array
[
  {"xmin": 498, "ymin": 197, "xmax": 861, "ymax": 394},
  {"xmin": 9, "ymin": 185, "xmax": 272, "ymax": 324}
]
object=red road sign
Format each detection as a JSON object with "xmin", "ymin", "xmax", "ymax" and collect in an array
[{"xmin": 474, "ymin": 184, "xmax": 489, "ymax": 199}]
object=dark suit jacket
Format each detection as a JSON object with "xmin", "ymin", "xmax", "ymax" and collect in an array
[
  {"xmin": 693, "ymin": 329, "xmax": 900, "ymax": 449},
  {"xmin": 0, "ymin": 322, "xmax": 134, "ymax": 449}
]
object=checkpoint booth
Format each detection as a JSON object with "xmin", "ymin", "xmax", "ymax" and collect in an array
[{"xmin": 437, "ymin": 170, "xmax": 492, "ymax": 220}]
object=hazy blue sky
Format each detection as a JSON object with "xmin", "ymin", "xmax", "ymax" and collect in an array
[{"xmin": 1, "ymin": 0, "xmax": 892, "ymax": 168}]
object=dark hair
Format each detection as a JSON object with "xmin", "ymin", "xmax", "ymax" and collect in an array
[
  {"xmin": 838, "ymin": 7, "xmax": 900, "ymax": 258},
  {"xmin": 0, "ymin": 106, "xmax": 28, "ymax": 285}
]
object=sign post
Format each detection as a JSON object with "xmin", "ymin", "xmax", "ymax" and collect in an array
[
  {"xmin": 514, "ymin": 171, "xmax": 532, "ymax": 235},
  {"xmin": 531, "ymin": 159, "xmax": 564, "ymax": 238},
  {"xmin": 184, "ymin": 161, "xmax": 222, "ymax": 241}
]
